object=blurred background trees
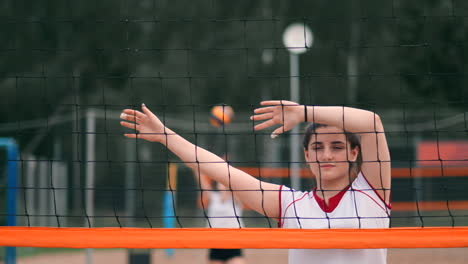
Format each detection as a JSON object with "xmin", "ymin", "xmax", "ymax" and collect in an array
[{"xmin": 2, "ymin": 0, "xmax": 467, "ymax": 131}]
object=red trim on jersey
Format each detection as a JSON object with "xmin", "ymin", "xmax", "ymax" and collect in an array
[
  {"xmin": 282, "ymin": 191, "xmax": 309, "ymax": 224},
  {"xmin": 361, "ymin": 172, "xmax": 392, "ymax": 209},
  {"xmin": 278, "ymin": 185, "xmax": 283, "ymax": 228},
  {"xmin": 354, "ymin": 189, "xmax": 389, "ymax": 214},
  {"xmin": 313, "ymin": 185, "xmax": 351, "ymax": 213}
]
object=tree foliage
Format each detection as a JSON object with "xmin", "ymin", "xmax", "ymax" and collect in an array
[{"xmin": 396, "ymin": 0, "xmax": 468, "ymax": 103}]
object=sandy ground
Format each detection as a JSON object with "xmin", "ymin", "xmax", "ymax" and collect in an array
[{"xmin": 3, "ymin": 248, "xmax": 468, "ymax": 264}]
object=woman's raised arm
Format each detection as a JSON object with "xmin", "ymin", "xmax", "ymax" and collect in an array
[{"xmin": 120, "ymin": 104, "xmax": 282, "ymax": 218}]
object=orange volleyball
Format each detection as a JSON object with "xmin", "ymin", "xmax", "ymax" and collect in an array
[{"xmin": 210, "ymin": 105, "xmax": 234, "ymax": 127}]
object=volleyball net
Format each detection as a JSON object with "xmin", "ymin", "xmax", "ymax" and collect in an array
[
  {"xmin": 1, "ymin": 106, "xmax": 468, "ymax": 250},
  {"xmin": 1, "ymin": 0, "xmax": 468, "ymax": 259}
]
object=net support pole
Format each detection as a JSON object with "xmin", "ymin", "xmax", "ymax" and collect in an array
[
  {"xmin": 0, "ymin": 138, "xmax": 19, "ymax": 264},
  {"xmin": 289, "ymin": 53, "xmax": 301, "ymax": 190},
  {"xmin": 85, "ymin": 109, "xmax": 96, "ymax": 264}
]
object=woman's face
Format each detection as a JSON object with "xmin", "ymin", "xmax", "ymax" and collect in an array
[{"xmin": 304, "ymin": 126, "xmax": 359, "ymax": 184}]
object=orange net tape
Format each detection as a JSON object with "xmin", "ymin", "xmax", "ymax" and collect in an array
[{"xmin": 1, "ymin": 227, "xmax": 467, "ymax": 249}]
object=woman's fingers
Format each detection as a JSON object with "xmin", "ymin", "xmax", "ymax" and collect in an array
[
  {"xmin": 251, "ymin": 112, "xmax": 274, "ymax": 121},
  {"xmin": 121, "ymin": 109, "xmax": 148, "ymax": 128},
  {"xmin": 252, "ymin": 101, "xmax": 302, "ymax": 139},
  {"xmin": 253, "ymin": 119, "xmax": 277, "ymax": 131},
  {"xmin": 271, "ymin": 126, "xmax": 287, "ymax": 139},
  {"xmin": 254, "ymin": 103, "xmax": 298, "ymax": 116},
  {"xmin": 124, "ymin": 133, "xmax": 138, "ymax": 139},
  {"xmin": 120, "ymin": 104, "xmax": 165, "ymax": 143},
  {"xmin": 120, "ymin": 113, "xmax": 136, "ymax": 123},
  {"xmin": 122, "ymin": 109, "xmax": 146, "ymax": 119},
  {"xmin": 253, "ymin": 106, "xmax": 276, "ymax": 114},
  {"xmin": 260, "ymin": 100, "xmax": 298, "ymax": 106},
  {"xmin": 120, "ymin": 121, "xmax": 140, "ymax": 131},
  {"xmin": 141, "ymin": 103, "xmax": 156, "ymax": 119}
]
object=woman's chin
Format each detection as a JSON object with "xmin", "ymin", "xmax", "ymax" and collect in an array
[{"xmin": 316, "ymin": 171, "xmax": 345, "ymax": 182}]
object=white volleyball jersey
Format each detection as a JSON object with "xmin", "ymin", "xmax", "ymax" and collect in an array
[
  {"xmin": 279, "ymin": 172, "xmax": 391, "ymax": 264},
  {"xmin": 207, "ymin": 192, "xmax": 244, "ymax": 228}
]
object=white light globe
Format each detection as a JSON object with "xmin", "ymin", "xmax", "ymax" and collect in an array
[{"xmin": 282, "ymin": 23, "xmax": 313, "ymax": 54}]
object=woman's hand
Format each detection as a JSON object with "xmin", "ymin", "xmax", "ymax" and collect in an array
[
  {"xmin": 120, "ymin": 104, "xmax": 169, "ymax": 144},
  {"xmin": 251, "ymin": 100, "xmax": 304, "ymax": 138}
]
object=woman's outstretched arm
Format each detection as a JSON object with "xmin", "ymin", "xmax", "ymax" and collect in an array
[{"xmin": 120, "ymin": 104, "xmax": 281, "ymax": 218}]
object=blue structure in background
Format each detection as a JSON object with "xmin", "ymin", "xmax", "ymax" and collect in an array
[
  {"xmin": 0, "ymin": 138, "xmax": 18, "ymax": 264},
  {"xmin": 163, "ymin": 190, "xmax": 176, "ymax": 257}
]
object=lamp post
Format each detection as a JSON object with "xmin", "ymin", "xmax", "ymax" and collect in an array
[{"xmin": 282, "ymin": 23, "xmax": 313, "ymax": 190}]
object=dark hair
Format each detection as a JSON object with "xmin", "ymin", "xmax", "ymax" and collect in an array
[{"xmin": 302, "ymin": 123, "xmax": 362, "ymax": 172}]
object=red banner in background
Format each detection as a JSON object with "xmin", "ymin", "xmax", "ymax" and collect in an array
[{"xmin": 418, "ymin": 141, "xmax": 468, "ymax": 167}]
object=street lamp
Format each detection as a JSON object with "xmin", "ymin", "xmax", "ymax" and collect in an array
[{"xmin": 282, "ymin": 23, "xmax": 313, "ymax": 190}]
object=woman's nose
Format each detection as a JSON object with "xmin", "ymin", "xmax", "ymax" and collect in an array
[{"xmin": 321, "ymin": 148, "xmax": 333, "ymax": 161}]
